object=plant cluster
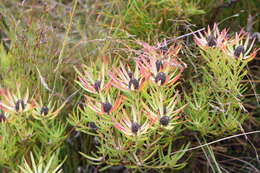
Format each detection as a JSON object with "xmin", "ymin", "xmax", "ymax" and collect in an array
[
  {"xmin": 70, "ymin": 42, "xmax": 188, "ymax": 169},
  {"xmin": 0, "ymin": 84, "xmax": 66, "ymax": 172},
  {"xmin": 186, "ymin": 24, "xmax": 259, "ymax": 136},
  {"xmin": 68, "ymin": 24, "xmax": 258, "ymax": 170}
]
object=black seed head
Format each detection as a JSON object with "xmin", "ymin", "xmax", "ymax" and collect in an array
[
  {"xmin": 15, "ymin": 99, "xmax": 25, "ymax": 112},
  {"xmin": 128, "ymin": 78, "xmax": 139, "ymax": 90},
  {"xmin": 0, "ymin": 113, "xmax": 6, "ymax": 123},
  {"xmin": 88, "ymin": 122, "xmax": 98, "ymax": 131},
  {"xmin": 102, "ymin": 102, "xmax": 112, "ymax": 113},
  {"xmin": 234, "ymin": 45, "xmax": 244, "ymax": 58},
  {"xmin": 159, "ymin": 45, "xmax": 168, "ymax": 53},
  {"xmin": 155, "ymin": 72, "xmax": 166, "ymax": 85},
  {"xmin": 131, "ymin": 122, "xmax": 140, "ymax": 134},
  {"xmin": 40, "ymin": 106, "xmax": 49, "ymax": 116},
  {"xmin": 128, "ymin": 71, "xmax": 133, "ymax": 79},
  {"xmin": 155, "ymin": 60, "xmax": 163, "ymax": 72},
  {"xmin": 94, "ymin": 80, "xmax": 102, "ymax": 92},
  {"xmin": 160, "ymin": 116, "xmax": 170, "ymax": 126},
  {"xmin": 207, "ymin": 35, "xmax": 217, "ymax": 47}
]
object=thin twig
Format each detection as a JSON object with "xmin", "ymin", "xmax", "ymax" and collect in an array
[
  {"xmin": 172, "ymin": 130, "xmax": 260, "ymax": 154},
  {"xmin": 241, "ymin": 80, "xmax": 260, "ymax": 83},
  {"xmin": 54, "ymin": 0, "xmax": 78, "ymax": 72},
  {"xmin": 36, "ymin": 67, "xmax": 52, "ymax": 92},
  {"xmin": 157, "ymin": 28, "xmax": 205, "ymax": 48},
  {"xmin": 51, "ymin": 0, "xmax": 78, "ymax": 99},
  {"xmin": 217, "ymin": 152, "xmax": 260, "ymax": 173}
]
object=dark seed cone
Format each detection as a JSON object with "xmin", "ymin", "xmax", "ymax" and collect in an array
[
  {"xmin": 155, "ymin": 72, "xmax": 166, "ymax": 85},
  {"xmin": 102, "ymin": 102, "xmax": 112, "ymax": 113},
  {"xmin": 131, "ymin": 122, "xmax": 140, "ymax": 134},
  {"xmin": 94, "ymin": 80, "xmax": 101, "ymax": 92},
  {"xmin": 160, "ymin": 116, "xmax": 170, "ymax": 126},
  {"xmin": 234, "ymin": 45, "xmax": 244, "ymax": 58},
  {"xmin": 40, "ymin": 106, "xmax": 49, "ymax": 116},
  {"xmin": 128, "ymin": 78, "xmax": 139, "ymax": 90},
  {"xmin": 15, "ymin": 99, "xmax": 25, "ymax": 112},
  {"xmin": 159, "ymin": 45, "xmax": 168, "ymax": 53},
  {"xmin": 207, "ymin": 35, "xmax": 217, "ymax": 47}
]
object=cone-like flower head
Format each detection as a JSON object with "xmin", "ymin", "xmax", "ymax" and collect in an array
[
  {"xmin": 222, "ymin": 30, "xmax": 259, "ymax": 61},
  {"xmin": 113, "ymin": 107, "xmax": 154, "ymax": 137},
  {"xmin": 86, "ymin": 94, "xmax": 124, "ymax": 115},
  {"xmin": 136, "ymin": 43, "xmax": 185, "ymax": 86},
  {"xmin": 143, "ymin": 92, "xmax": 186, "ymax": 130},
  {"xmin": 109, "ymin": 62, "xmax": 145, "ymax": 92},
  {"xmin": 0, "ymin": 83, "xmax": 34, "ymax": 113},
  {"xmin": 194, "ymin": 24, "xmax": 228, "ymax": 50},
  {"xmin": 32, "ymin": 98, "xmax": 65, "ymax": 120},
  {"xmin": 75, "ymin": 63, "xmax": 111, "ymax": 94}
]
